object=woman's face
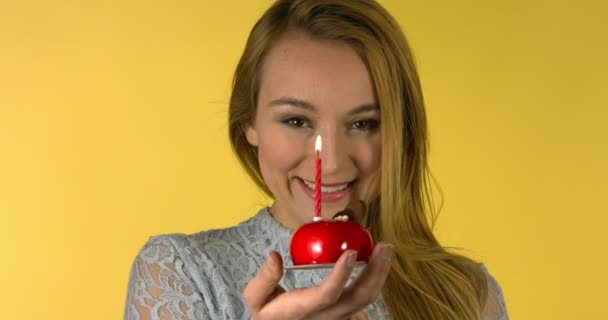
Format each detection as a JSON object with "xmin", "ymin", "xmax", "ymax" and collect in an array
[{"xmin": 246, "ymin": 32, "xmax": 381, "ymax": 229}]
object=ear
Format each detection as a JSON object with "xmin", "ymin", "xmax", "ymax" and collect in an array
[{"xmin": 245, "ymin": 123, "xmax": 259, "ymax": 147}]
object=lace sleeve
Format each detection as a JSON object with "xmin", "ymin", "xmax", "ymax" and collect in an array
[
  {"xmin": 124, "ymin": 236, "xmax": 210, "ymax": 320},
  {"xmin": 481, "ymin": 265, "xmax": 508, "ymax": 320}
]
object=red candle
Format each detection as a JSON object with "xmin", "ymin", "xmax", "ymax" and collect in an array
[
  {"xmin": 289, "ymin": 133, "xmax": 373, "ymax": 266},
  {"xmin": 314, "ymin": 135, "xmax": 322, "ymax": 221}
]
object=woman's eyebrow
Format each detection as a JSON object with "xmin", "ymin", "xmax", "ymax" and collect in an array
[
  {"xmin": 268, "ymin": 97, "xmax": 316, "ymax": 111},
  {"xmin": 347, "ymin": 103, "xmax": 379, "ymax": 116},
  {"xmin": 268, "ymin": 96, "xmax": 378, "ymax": 115}
]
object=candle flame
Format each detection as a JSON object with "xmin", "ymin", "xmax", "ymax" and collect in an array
[{"xmin": 315, "ymin": 135, "xmax": 322, "ymax": 154}]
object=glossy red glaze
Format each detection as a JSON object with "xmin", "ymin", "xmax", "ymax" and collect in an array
[{"xmin": 290, "ymin": 220, "xmax": 373, "ymax": 265}]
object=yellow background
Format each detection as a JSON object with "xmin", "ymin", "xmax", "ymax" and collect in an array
[{"xmin": 1, "ymin": 0, "xmax": 606, "ymax": 319}]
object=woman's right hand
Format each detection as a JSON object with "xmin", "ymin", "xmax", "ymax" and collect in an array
[{"xmin": 242, "ymin": 242, "xmax": 394, "ymax": 320}]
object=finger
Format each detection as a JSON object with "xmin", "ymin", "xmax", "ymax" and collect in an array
[
  {"xmin": 243, "ymin": 251, "xmax": 284, "ymax": 312},
  {"xmin": 329, "ymin": 243, "xmax": 393, "ymax": 317},
  {"xmin": 346, "ymin": 243, "xmax": 393, "ymax": 302},
  {"xmin": 296, "ymin": 250, "xmax": 358, "ymax": 312},
  {"xmin": 309, "ymin": 250, "xmax": 358, "ymax": 309}
]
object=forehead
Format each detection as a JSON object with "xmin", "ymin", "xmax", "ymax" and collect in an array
[{"xmin": 258, "ymin": 32, "xmax": 376, "ymax": 110}]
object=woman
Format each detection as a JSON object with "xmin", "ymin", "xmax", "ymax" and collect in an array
[{"xmin": 125, "ymin": 0, "xmax": 507, "ymax": 319}]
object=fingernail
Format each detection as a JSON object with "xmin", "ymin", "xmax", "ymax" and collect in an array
[
  {"xmin": 266, "ymin": 255, "xmax": 277, "ymax": 272},
  {"xmin": 346, "ymin": 250, "xmax": 358, "ymax": 268},
  {"xmin": 381, "ymin": 244, "xmax": 394, "ymax": 262}
]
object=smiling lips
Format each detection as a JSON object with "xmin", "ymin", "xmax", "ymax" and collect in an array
[{"xmin": 297, "ymin": 177, "xmax": 353, "ymax": 203}]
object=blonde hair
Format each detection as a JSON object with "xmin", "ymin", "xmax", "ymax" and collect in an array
[{"xmin": 229, "ymin": 0, "xmax": 487, "ymax": 318}]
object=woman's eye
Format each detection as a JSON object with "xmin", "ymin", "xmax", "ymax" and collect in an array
[
  {"xmin": 350, "ymin": 119, "xmax": 380, "ymax": 131},
  {"xmin": 282, "ymin": 117, "xmax": 309, "ymax": 128}
]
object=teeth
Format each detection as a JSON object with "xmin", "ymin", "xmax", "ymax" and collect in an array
[{"xmin": 302, "ymin": 179, "xmax": 348, "ymax": 193}]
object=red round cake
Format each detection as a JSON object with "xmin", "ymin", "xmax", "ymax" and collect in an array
[{"xmin": 290, "ymin": 219, "xmax": 373, "ymax": 265}]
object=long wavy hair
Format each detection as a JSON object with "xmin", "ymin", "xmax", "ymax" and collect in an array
[{"xmin": 228, "ymin": 0, "xmax": 487, "ymax": 318}]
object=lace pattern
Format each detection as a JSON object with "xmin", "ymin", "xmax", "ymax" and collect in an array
[
  {"xmin": 125, "ymin": 236, "xmax": 210, "ymax": 320},
  {"xmin": 482, "ymin": 265, "xmax": 509, "ymax": 320},
  {"xmin": 124, "ymin": 208, "xmax": 507, "ymax": 319}
]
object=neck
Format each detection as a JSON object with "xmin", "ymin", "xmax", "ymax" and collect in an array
[{"xmin": 268, "ymin": 203, "xmax": 302, "ymax": 230}]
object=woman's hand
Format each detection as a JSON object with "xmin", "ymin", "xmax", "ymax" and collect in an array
[{"xmin": 243, "ymin": 242, "xmax": 393, "ymax": 320}]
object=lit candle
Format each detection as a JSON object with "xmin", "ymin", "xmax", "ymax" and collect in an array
[{"xmin": 314, "ymin": 135, "xmax": 322, "ymax": 222}]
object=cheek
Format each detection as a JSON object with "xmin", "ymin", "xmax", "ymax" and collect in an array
[
  {"xmin": 257, "ymin": 131, "xmax": 305, "ymax": 183},
  {"xmin": 351, "ymin": 135, "xmax": 382, "ymax": 201},
  {"xmin": 354, "ymin": 135, "xmax": 382, "ymax": 174}
]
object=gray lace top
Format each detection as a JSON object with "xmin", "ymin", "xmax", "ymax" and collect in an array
[{"xmin": 124, "ymin": 208, "xmax": 508, "ymax": 319}]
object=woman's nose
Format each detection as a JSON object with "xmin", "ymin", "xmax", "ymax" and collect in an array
[{"xmin": 318, "ymin": 130, "xmax": 347, "ymax": 175}]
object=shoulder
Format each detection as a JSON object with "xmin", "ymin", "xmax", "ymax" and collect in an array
[
  {"xmin": 138, "ymin": 210, "xmax": 266, "ymax": 258},
  {"xmin": 140, "ymin": 211, "xmax": 271, "ymax": 283},
  {"xmin": 128, "ymin": 215, "xmax": 266, "ymax": 320},
  {"xmin": 127, "ymin": 231, "xmax": 255, "ymax": 319},
  {"xmin": 126, "ymin": 234, "xmax": 212, "ymax": 319},
  {"xmin": 131, "ymin": 234, "xmax": 202, "ymax": 287},
  {"xmin": 136, "ymin": 233, "xmax": 191, "ymax": 261},
  {"xmin": 479, "ymin": 264, "xmax": 509, "ymax": 320},
  {"xmin": 136, "ymin": 222, "xmax": 255, "ymax": 271}
]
